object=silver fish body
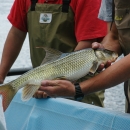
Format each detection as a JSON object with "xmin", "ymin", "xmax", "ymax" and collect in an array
[
  {"xmin": 0, "ymin": 47, "xmax": 118, "ymax": 111},
  {"xmin": 12, "ymin": 48, "xmax": 96, "ymax": 87}
]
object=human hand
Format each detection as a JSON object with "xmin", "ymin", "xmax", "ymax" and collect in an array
[
  {"xmin": 92, "ymin": 42, "xmax": 112, "ymax": 71},
  {"xmin": 33, "ymin": 90, "xmax": 48, "ymax": 99},
  {"xmin": 38, "ymin": 80, "xmax": 75, "ymax": 98}
]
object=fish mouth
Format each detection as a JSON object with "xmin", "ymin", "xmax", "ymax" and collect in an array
[
  {"xmin": 103, "ymin": 49, "xmax": 118, "ymax": 62},
  {"xmin": 95, "ymin": 48, "xmax": 119, "ymax": 62},
  {"xmin": 105, "ymin": 51, "xmax": 118, "ymax": 62},
  {"xmin": 112, "ymin": 52, "xmax": 118, "ymax": 62}
]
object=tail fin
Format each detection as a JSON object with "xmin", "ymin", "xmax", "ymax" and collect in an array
[{"xmin": 0, "ymin": 83, "xmax": 17, "ymax": 111}]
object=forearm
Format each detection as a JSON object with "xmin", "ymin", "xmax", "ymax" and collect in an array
[
  {"xmin": 0, "ymin": 26, "xmax": 26, "ymax": 80},
  {"xmin": 81, "ymin": 54, "xmax": 130, "ymax": 95}
]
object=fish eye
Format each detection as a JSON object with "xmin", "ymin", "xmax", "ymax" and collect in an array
[{"xmin": 104, "ymin": 49, "xmax": 113, "ymax": 55}]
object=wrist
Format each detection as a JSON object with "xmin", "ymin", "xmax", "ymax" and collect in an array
[{"xmin": 74, "ymin": 83, "xmax": 84, "ymax": 101}]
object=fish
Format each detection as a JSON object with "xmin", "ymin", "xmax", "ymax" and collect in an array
[{"xmin": 0, "ymin": 47, "xmax": 118, "ymax": 111}]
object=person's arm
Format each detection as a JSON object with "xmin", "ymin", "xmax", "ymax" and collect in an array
[
  {"xmin": 0, "ymin": 26, "xmax": 26, "ymax": 83},
  {"xmin": 81, "ymin": 53, "xmax": 130, "ymax": 94}
]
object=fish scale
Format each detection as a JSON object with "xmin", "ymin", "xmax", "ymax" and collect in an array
[{"xmin": 10, "ymin": 49, "xmax": 95, "ymax": 89}]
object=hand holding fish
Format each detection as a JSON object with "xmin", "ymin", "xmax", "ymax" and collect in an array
[
  {"xmin": 39, "ymin": 80, "xmax": 75, "ymax": 98},
  {"xmin": 33, "ymin": 91, "xmax": 48, "ymax": 99},
  {"xmin": 92, "ymin": 42, "xmax": 113, "ymax": 71}
]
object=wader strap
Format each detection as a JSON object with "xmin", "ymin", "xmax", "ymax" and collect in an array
[
  {"xmin": 110, "ymin": 0, "xmax": 115, "ymax": 31},
  {"xmin": 124, "ymin": 81, "xmax": 130, "ymax": 113},
  {"xmin": 31, "ymin": 0, "xmax": 38, "ymax": 11},
  {"xmin": 62, "ymin": 0, "xmax": 71, "ymax": 13}
]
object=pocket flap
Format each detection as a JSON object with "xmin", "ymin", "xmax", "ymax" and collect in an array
[{"xmin": 115, "ymin": 8, "xmax": 130, "ymax": 29}]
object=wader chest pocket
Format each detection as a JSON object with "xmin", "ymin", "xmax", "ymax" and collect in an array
[{"xmin": 115, "ymin": 8, "xmax": 130, "ymax": 29}]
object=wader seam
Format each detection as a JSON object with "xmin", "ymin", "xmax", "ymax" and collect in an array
[{"xmin": 110, "ymin": 0, "xmax": 115, "ymax": 31}]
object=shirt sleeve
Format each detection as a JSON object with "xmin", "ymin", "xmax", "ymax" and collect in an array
[
  {"xmin": 71, "ymin": 0, "xmax": 107, "ymax": 42},
  {"xmin": 7, "ymin": 0, "xmax": 28, "ymax": 32},
  {"xmin": 98, "ymin": 0, "xmax": 113, "ymax": 22}
]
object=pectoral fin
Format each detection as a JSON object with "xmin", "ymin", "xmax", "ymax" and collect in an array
[
  {"xmin": 22, "ymin": 81, "xmax": 40, "ymax": 101},
  {"xmin": 89, "ymin": 60, "xmax": 99, "ymax": 75},
  {"xmin": 55, "ymin": 76, "xmax": 67, "ymax": 80},
  {"xmin": 55, "ymin": 76, "xmax": 74, "ymax": 82}
]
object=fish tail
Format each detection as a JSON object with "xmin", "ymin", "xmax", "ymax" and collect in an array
[{"xmin": 0, "ymin": 83, "xmax": 17, "ymax": 111}]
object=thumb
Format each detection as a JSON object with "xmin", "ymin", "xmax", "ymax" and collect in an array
[
  {"xmin": 92, "ymin": 42, "xmax": 104, "ymax": 49},
  {"xmin": 41, "ymin": 80, "xmax": 58, "ymax": 87}
]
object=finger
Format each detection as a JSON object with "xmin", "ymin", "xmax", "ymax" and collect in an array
[
  {"xmin": 97, "ymin": 64, "xmax": 104, "ymax": 72},
  {"xmin": 39, "ymin": 85, "xmax": 57, "ymax": 98},
  {"xmin": 33, "ymin": 91, "xmax": 44, "ymax": 99},
  {"xmin": 92, "ymin": 42, "xmax": 99, "ymax": 49},
  {"xmin": 41, "ymin": 80, "xmax": 49, "ymax": 86},
  {"xmin": 33, "ymin": 91, "xmax": 37, "ymax": 98},
  {"xmin": 42, "ymin": 92, "xmax": 48, "ymax": 98},
  {"xmin": 92, "ymin": 42, "xmax": 101, "ymax": 49},
  {"xmin": 33, "ymin": 91, "xmax": 40, "ymax": 98},
  {"xmin": 105, "ymin": 61, "xmax": 111, "ymax": 68},
  {"xmin": 40, "ymin": 85, "xmax": 53, "ymax": 94},
  {"xmin": 92, "ymin": 42, "xmax": 104, "ymax": 49},
  {"xmin": 37, "ymin": 91, "xmax": 44, "ymax": 98},
  {"xmin": 41, "ymin": 80, "xmax": 59, "ymax": 87}
]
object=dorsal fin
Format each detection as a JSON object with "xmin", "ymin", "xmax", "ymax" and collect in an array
[{"xmin": 36, "ymin": 47, "xmax": 63, "ymax": 65}]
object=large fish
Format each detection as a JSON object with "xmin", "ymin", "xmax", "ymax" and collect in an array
[{"xmin": 0, "ymin": 47, "xmax": 118, "ymax": 111}]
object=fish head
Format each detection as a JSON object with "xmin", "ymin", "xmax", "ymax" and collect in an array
[{"xmin": 95, "ymin": 49, "xmax": 118, "ymax": 64}]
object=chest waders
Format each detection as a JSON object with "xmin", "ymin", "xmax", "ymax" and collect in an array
[
  {"xmin": 114, "ymin": 0, "xmax": 130, "ymax": 113},
  {"xmin": 27, "ymin": 0, "xmax": 104, "ymax": 107},
  {"xmin": 27, "ymin": 0, "xmax": 76, "ymax": 68}
]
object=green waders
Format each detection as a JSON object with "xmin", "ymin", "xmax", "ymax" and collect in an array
[
  {"xmin": 114, "ymin": 0, "xmax": 130, "ymax": 113},
  {"xmin": 27, "ymin": 0, "xmax": 105, "ymax": 107}
]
